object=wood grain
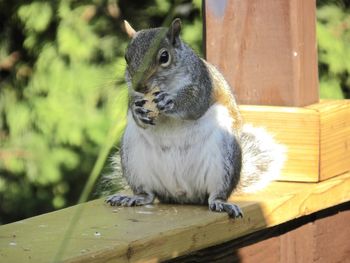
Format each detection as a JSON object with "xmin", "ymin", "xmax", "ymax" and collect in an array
[
  {"xmin": 1, "ymin": 172, "xmax": 350, "ymax": 263},
  {"xmin": 240, "ymin": 100, "xmax": 350, "ymax": 182},
  {"xmin": 204, "ymin": 0, "xmax": 319, "ymax": 106},
  {"xmin": 238, "ymin": 236, "xmax": 280, "ymax": 263},
  {"xmin": 168, "ymin": 204, "xmax": 350, "ymax": 263},
  {"xmin": 279, "ymin": 222, "xmax": 315, "ymax": 263},
  {"xmin": 307, "ymin": 100, "xmax": 350, "ymax": 181},
  {"xmin": 314, "ymin": 209, "xmax": 350, "ymax": 263},
  {"xmin": 239, "ymin": 105, "xmax": 320, "ymax": 182}
]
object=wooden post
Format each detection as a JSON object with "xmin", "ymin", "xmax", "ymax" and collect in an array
[
  {"xmin": 204, "ymin": 0, "xmax": 319, "ymax": 106},
  {"xmin": 205, "ymin": 0, "xmax": 350, "ymax": 183}
]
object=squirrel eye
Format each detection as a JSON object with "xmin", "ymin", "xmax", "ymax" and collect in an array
[{"xmin": 158, "ymin": 49, "xmax": 171, "ymax": 67}]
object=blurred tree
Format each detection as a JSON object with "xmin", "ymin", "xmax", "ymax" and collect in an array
[
  {"xmin": 317, "ymin": 0, "xmax": 350, "ymax": 99},
  {"xmin": 0, "ymin": 0, "xmax": 349, "ymax": 225},
  {"xmin": 0, "ymin": 0, "xmax": 202, "ymax": 224}
]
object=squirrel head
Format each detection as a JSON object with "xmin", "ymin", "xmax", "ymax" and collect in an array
[{"xmin": 124, "ymin": 19, "xmax": 184, "ymax": 93}]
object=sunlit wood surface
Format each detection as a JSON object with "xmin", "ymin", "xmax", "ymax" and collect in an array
[{"xmin": 0, "ymin": 172, "xmax": 349, "ymax": 262}]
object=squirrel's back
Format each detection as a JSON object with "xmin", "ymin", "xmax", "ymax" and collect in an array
[{"xmin": 203, "ymin": 61, "xmax": 286, "ymax": 193}]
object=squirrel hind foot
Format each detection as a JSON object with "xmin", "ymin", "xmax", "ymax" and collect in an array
[
  {"xmin": 106, "ymin": 194, "xmax": 154, "ymax": 207},
  {"xmin": 209, "ymin": 200, "xmax": 243, "ymax": 218}
]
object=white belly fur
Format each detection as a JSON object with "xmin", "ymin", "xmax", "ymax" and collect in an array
[{"xmin": 122, "ymin": 103, "xmax": 235, "ymax": 203}]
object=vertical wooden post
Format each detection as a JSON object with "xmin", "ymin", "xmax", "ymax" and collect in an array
[{"xmin": 204, "ymin": 0, "xmax": 319, "ymax": 107}]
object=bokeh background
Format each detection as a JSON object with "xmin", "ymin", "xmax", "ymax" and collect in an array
[{"xmin": 0, "ymin": 0, "xmax": 349, "ymax": 224}]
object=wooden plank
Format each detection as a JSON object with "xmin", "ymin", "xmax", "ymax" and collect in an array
[
  {"xmin": 239, "ymin": 210, "xmax": 350, "ymax": 263},
  {"xmin": 1, "ymin": 172, "xmax": 350, "ymax": 262},
  {"xmin": 166, "ymin": 225, "xmax": 282, "ymax": 263},
  {"xmin": 204, "ymin": 0, "xmax": 319, "ymax": 106},
  {"xmin": 240, "ymin": 100, "xmax": 350, "ymax": 182},
  {"xmin": 307, "ymin": 100, "xmax": 350, "ymax": 181},
  {"xmin": 238, "ymin": 236, "xmax": 280, "ymax": 263},
  {"xmin": 279, "ymin": 222, "xmax": 315, "ymax": 263},
  {"xmin": 239, "ymin": 105, "xmax": 320, "ymax": 182},
  {"xmin": 314, "ymin": 209, "xmax": 350, "ymax": 262},
  {"xmin": 231, "ymin": 172, "xmax": 350, "ymax": 226},
  {"xmin": 169, "ymin": 203, "xmax": 350, "ymax": 262}
]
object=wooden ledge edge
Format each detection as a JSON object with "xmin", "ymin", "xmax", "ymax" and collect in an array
[
  {"xmin": 239, "ymin": 99, "xmax": 350, "ymax": 182},
  {"xmin": 1, "ymin": 172, "xmax": 350, "ymax": 262}
]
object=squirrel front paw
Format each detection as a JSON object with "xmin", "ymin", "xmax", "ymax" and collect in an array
[
  {"xmin": 153, "ymin": 91, "xmax": 175, "ymax": 113},
  {"xmin": 132, "ymin": 98, "xmax": 156, "ymax": 126}
]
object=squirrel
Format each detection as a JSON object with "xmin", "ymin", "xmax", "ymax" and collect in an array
[{"xmin": 106, "ymin": 18, "xmax": 285, "ymax": 218}]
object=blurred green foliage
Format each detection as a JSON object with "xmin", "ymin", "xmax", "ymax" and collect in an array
[
  {"xmin": 0, "ymin": 0, "xmax": 202, "ymax": 224},
  {"xmin": 0, "ymin": 0, "xmax": 349, "ymax": 225},
  {"xmin": 317, "ymin": 0, "xmax": 350, "ymax": 99}
]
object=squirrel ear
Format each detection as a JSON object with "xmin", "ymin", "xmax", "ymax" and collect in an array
[
  {"xmin": 167, "ymin": 18, "xmax": 182, "ymax": 46},
  {"xmin": 124, "ymin": 20, "xmax": 136, "ymax": 38}
]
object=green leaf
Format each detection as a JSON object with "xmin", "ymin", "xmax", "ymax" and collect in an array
[
  {"xmin": 6, "ymin": 103, "xmax": 31, "ymax": 138},
  {"xmin": 319, "ymin": 76, "xmax": 344, "ymax": 99},
  {"xmin": 18, "ymin": 2, "xmax": 53, "ymax": 32},
  {"xmin": 57, "ymin": 19, "xmax": 98, "ymax": 61}
]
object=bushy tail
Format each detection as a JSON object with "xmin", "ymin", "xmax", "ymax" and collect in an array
[
  {"xmin": 236, "ymin": 124, "xmax": 286, "ymax": 194},
  {"xmin": 94, "ymin": 153, "xmax": 127, "ymax": 198}
]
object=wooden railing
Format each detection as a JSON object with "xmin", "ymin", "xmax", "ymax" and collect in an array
[
  {"xmin": 1, "ymin": 0, "xmax": 349, "ymax": 262},
  {"xmin": 0, "ymin": 174, "xmax": 349, "ymax": 262}
]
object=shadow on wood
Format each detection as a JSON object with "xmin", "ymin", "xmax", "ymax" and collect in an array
[
  {"xmin": 0, "ymin": 172, "xmax": 350, "ymax": 262},
  {"xmin": 166, "ymin": 202, "xmax": 350, "ymax": 263}
]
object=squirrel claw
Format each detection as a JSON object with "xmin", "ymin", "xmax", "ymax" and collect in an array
[
  {"xmin": 158, "ymin": 99, "xmax": 174, "ymax": 111},
  {"xmin": 209, "ymin": 201, "xmax": 243, "ymax": 218},
  {"xmin": 139, "ymin": 116, "xmax": 155, "ymax": 125},
  {"xmin": 135, "ymin": 107, "xmax": 152, "ymax": 115},
  {"xmin": 134, "ymin": 99, "xmax": 147, "ymax": 107},
  {"xmin": 153, "ymin": 92, "xmax": 175, "ymax": 113},
  {"xmin": 106, "ymin": 195, "xmax": 127, "ymax": 206},
  {"xmin": 106, "ymin": 194, "xmax": 152, "ymax": 207},
  {"xmin": 152, "ymin": 91, "xmax": 161, "ymax": 96},
  {"xmin": 224, "ymin": 203, "xmax": 243, "ymax": 218},
  {"xmin": 132, "ymin": 102, "xmax": 156, "ymax": 126},
  {"xmin": 152, "ymin": 92, "xmax": 166, "ymax": 103}
]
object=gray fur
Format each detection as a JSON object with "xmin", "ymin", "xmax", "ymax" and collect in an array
[
  {"xmin": 106, "ymin": 19, "xmax": 285, "ymax": 219},
  {"xmin": 125, "ymin": 26, "xmax": 212, "ymax": 122}
]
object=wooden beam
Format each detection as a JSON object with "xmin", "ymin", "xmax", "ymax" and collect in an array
[
  {"xmin": 240, "ymin": 100, "xmax": 350, "ymax": 182},
  {"xmin": 307, "ymin": 100, "xmax": 350, "ymax": 181},
  {"xmin": 167, "ymin": 203, "xmax": 350, "ymax": 262},
  {"xmin": 1, "ymin": 172, "xmax": 350, "ymax": 262},
  {"xmin": 204, "ymin": 0, "xmax": 319, "ymax": 106},
  {"xmin": 239, "ymin": 104, "xmax": 320, "ymax": 182}
]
